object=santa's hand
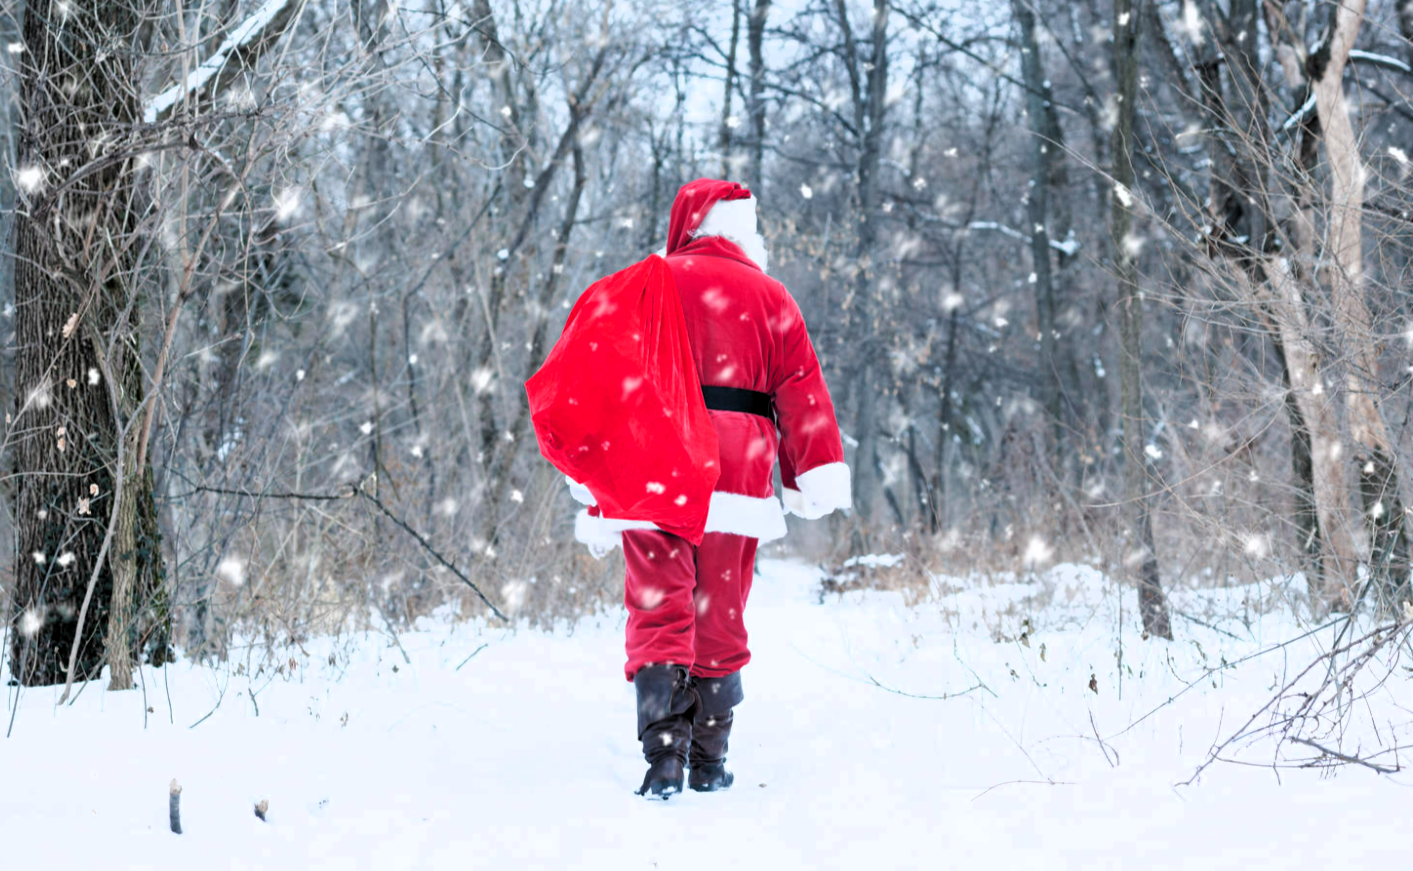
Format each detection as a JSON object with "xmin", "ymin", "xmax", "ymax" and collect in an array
[
  {"xmin": 782, "ymin": 487, "xmax": 833, "ymax": 519},
  {"xmin": 782, "ymin": 462, "xmax": 852, "ymax": 519}
]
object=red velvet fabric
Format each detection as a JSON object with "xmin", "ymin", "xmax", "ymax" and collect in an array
[
  {"xmin": 665, "ymin": 234, "xmax": 845, "ymax": 502},
  {"xmin": 526, "ymin": 255, "xmax": 719, "ymax": 543},
  {"xmin": 621, "ymin": 528, "xmax": 757, "ymax": 681}
]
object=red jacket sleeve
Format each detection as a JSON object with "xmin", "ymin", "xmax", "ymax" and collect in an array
[{"xmin": 771, "ymin": 290, "xmax": 851, "ymax": 518}]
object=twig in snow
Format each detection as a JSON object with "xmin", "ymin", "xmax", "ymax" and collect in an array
[
  {"xmin": 971, "ymin": 779, "xmax": 1073, "ymax": 801},
  {"xmin": 1289, "ymin": 737, "xmax": 1400, "ymax": 774},
  {"xmin": 863, "ymin": 672, "xmax": 990, "ymax": 700},
  {"xmin": 1090, "ymin": 711, "xmax": 1119, "ymax": 768},
  {"xmin": 169, "ymin": 780, "xmax": 183, "ymax": 834},
  {"xmin": 455, "ymin": 643, "xmax": 489, "ymax": 671}
]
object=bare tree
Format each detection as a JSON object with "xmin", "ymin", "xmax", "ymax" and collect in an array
[
  {"xmin": 8, "ymin": 0, "xmax": 165, "ymax": 687},
  {"xmin": 1112, "ymin": 0, "xmax": 1170, "ymax": 639}
]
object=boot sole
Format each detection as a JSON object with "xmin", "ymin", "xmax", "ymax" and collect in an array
[{"xmin": 637, "ymin": 781, "xmax": 683, "ymax": 800}]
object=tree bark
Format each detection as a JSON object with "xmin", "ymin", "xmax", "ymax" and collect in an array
[
  {"xmin": 1309, "ymin": 0, "xmax": 1408, "ymax": 603},
  {"xmin": 1111, "ymin": 0, "xmax": 1171, "ymax": 639},
  {"xmin": 747, "ymin": 0, "xmax": 772, "ymax": 193},
  {"xmin": 838, "ymin": 0, "xmax": 889, "ymax": 532},
  {"xmin": 9, "ymin": 0, "xmax": 163, "ymax": 687},
  {"xmin": 1011, "ymin": 0, "xmax": 1063, "ymax": 451},
  {"xmin": 719, "ymin": 0, "xmax": 742, "ymax": 179}
]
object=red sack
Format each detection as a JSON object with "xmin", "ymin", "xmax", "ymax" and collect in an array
[{"xmin": 526, "ymin": 255, "xmax": 720, "ymax": 544}]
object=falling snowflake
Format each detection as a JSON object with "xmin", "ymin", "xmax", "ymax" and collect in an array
[
  {"xmin": 216, "ymin": 556, "xmax": 246, "ymax": 586},
  {"xmin": 20, "ymin": 609, "xmax": 43, "ymax": 637},
  {"xmin": 16, "ymin": 166, "xmax": 43, "ymax": 192},
  {"xmin": 470, "ymin": 368, "xmax": 494, "ymax": 394},
  {"xmin": 274, "ymin": 189, "xmax": 300, "ymax": 220},
  {"xmin": 1023, "ymin": 536, "xmax": 1053, "ymax": 567},
  {"xmin": 645, "ymin": 481, "xmax": 665, "ymax": 494},
  {"xmin": 799, "ymin": 183, "xmax": 813, "ymax": 199}
]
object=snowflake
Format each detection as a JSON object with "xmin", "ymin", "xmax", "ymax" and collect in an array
[
  {"xmin": 1023, "ymin": 536, "xmax": 1053, "ymax": 567},
  {"xmin": 216, "ymin": 556, "xmax": 245, "ymax": 586},
  {"xmin": 15, "ymin": 166, "xmax": 43, "ymax": 192},
  {"xmin": 20, "ymin": 609, "xmax": 43, "ymax": 637},
  {"xmin": 274, "ymin": 189, "xmax": 300, "ymax": 220}
]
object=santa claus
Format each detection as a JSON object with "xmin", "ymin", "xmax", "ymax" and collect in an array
[{"xmin": 533, "ymin": 178, "xmax": 850, "ymax": 798}]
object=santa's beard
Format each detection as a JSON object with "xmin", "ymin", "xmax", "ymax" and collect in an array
[{"xmin": 694, "ymin": 197, "xmax": 769, "ymax": 273}]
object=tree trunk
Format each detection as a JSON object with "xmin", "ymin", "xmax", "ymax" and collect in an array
[
  {"xmin": 839, "ymin": 0, "xmax": 889, "ymax": 531},
  {"xmin": 9, "ymin": 0, "xmax": 163, "ymax": 687},
  {"xmin": 1310, "ymin": 0, "xmax": 1409, "ymax": 603},
  {"xmin": 747, "ymin": 0, "xmax": 772, "ymax": 193},
  {"xmin": 719, "ymin": 0, "xmax": 742, "ymax": 179},
  {"xmin": 1111, "ymin": 0, "xmax": 1171, "ymax": 639},
  {"xmin": 1011, "ymin": 0, "xmax": 1063, "ymax": 452}
]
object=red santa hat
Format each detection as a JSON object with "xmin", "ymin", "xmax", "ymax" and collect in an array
[{"xmin": 664, "ymin": 179, "xmax": 755, "ymax": 255}]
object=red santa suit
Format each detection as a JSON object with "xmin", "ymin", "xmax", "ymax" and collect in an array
[{"xmin": 569, "ymin": 179, "xmax": 851, "ymax": 681}]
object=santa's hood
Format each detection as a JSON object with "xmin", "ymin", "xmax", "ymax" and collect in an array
[{"xmin": 665, "ymin": 178, "xmax": 767, "ymax": 271}]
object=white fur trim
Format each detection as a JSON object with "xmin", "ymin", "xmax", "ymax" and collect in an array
[
  {"xmin": 573, "ymin": 490, "xmax": 788, "ymax": 555},
  {"xmin": 705, "ymin": 490, "xmax": 788, "ymax": 540},
  {"xmin": 693, "ymin": 196, "xmax": 769, "ymax": 273},
  {"xmin": 784, "ymin": 462, "xmax": 852, "ymax": 519},
  {"xmin": 565, "ymin": 476, "xmax": 596, "ymax": 506}
]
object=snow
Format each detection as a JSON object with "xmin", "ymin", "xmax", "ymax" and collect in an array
[
  {"xmin": 1349, "ymin": 49, "xmax": 1413, "ymax": 75},
  {"xmin": 3, "ymin": 560, "xmax": 1410, "ymax": 869},
  {"xmin": 1281, "ymin": 92, "xmax": 1317, "ymax": 133},
  {"xmin": 842, "ymin": 552, "xmax": 904, "ymax": 568},
  {"xmin": 143, "ymin": 0, "xmax": 295, "ymax": 124}
]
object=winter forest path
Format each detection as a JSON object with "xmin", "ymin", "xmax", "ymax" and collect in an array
[{"xmin": 1, "ymin": 560, "xmax": 1408, "ymax": 869}]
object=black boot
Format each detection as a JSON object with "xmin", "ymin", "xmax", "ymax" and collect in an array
[
  {"xmin": 633, "ymin": 664, "xmax": 698, "ymax": 799},
  {"xmin": 689, "ymin": 672, "xmax": 743, "ymax": 792}
]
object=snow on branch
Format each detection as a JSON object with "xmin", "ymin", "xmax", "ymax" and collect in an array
[
  {"xmin": 1280, "ymin": 92, "xmax": 1316, "ymax": 133},
  {"xmin": 143, "ymin": 0, "xmax": 299, "ymax": 124},
  {"xmin": 1349, "ymin": 50, "xmax": 1412, "ymax": 76},
  {"xmin": 968, "ymin": 220, "xmax": 1081, "ymax": 256},
  {"xmin": 967, "ymin": 220, "xmax": 1028, "ymax": 242}
]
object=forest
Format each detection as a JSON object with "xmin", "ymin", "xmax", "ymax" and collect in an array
[{"xmin": 1, "ymin": 1, "xmax": 1411, "ymax": 863}]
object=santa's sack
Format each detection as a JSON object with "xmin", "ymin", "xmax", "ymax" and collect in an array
[{"xmin": 525, "ymin": 254, "xmax": 720, "ymax": 544}]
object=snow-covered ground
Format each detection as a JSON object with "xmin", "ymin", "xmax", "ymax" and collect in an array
[{"xmin": 3, "ymin": 559, "xmax": 1410, "ymax": 869}]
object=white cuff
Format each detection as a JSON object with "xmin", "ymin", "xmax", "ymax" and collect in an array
[
  {"xmin": 565, "ymin": 476, "xmax": 596, "ymax": 506},
  {"xmin": 784, "ymin": 462, "xmax": 851, "ymax": 519}
]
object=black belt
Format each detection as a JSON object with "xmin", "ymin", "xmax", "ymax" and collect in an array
[{"xmin": 702, "ymin": 385, "xmax": 774, "ymax": 421}]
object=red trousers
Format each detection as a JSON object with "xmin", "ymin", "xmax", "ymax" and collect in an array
[{"xmin": 621, "ymin": 529, "xmax": 757, "ymax": 681}]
